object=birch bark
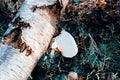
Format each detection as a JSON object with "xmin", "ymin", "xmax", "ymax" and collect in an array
[{"xmin": 0, "ymin": 0, "xmax": 62, "ymax": 80}]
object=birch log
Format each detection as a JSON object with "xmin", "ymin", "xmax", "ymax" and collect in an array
[{"xmin": 0, "ymin": 0, "xmax": 68, "ymax": 80}]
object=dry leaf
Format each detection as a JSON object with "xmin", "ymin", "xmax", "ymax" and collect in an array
[{"xmin": 97, "ymin": 0, "xmax": 107, "ymax": 7}]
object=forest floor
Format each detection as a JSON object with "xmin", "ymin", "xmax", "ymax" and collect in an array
[{"xmin": 0, "ymin": 0, "xmax": 120, "ymax": 80}]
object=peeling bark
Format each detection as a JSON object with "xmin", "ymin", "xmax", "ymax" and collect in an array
[{"xmin": 0, "ymin": 0, "xmax": 68, "ymax": 80}]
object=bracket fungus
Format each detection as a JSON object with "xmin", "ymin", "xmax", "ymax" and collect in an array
[{"xmin": 51, "ymin": 29, "xmax": 78, "ymax": 58}]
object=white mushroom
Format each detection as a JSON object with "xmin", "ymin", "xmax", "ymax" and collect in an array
[
  {"xmin": 51, "ymin": 29, "xmax": 78, "ymax": 58},
  {"xmin": 67, "ymin": 71, "xmax": 79, "ymax": 80}
]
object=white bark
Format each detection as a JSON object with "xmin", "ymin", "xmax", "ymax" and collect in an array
[{"xmin": 0, "ymin": 0, "xmax": 62, "ymax": 80}]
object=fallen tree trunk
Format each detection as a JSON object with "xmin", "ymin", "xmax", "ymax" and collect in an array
[{"xmin": 0, "ymin": 0, "xmax": 66, "ymax": 80}]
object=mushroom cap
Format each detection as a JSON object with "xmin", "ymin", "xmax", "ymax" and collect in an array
[
  {"xmin": 51, "ymin": 30, "xmax": 78, "ymax": 58},
  {"xmin": 67, "ymin": 71, "xmax": 78, "ymax": 80}
]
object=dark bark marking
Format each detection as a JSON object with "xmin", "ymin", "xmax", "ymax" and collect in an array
[
  {"xmin": 20, "ymin": 42, "xmax": 27, "ymax": 52},
  {"xmin": 2, "ymin": 16, "xmax": 33, "ymax": 56},
  {"xmin": 25, "ymin": 47, "xmax": 32, "ymax": 56},
  {"xmin": 12, "ymin": 16, "xmax": 31, "ymax": 29},
  {"xmin": 12, "ymin": 16, "xmax": 22, "ymax": 25}
]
